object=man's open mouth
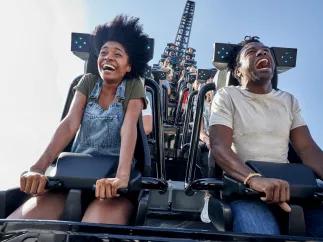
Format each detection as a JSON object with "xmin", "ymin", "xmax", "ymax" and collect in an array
[
  {"xmin": 255, "ymin": 58, "xmax": 271, "ymax": 70},
  {"xmin": 103, "ymin": 64, "xmax": 116, "ymax": 71}
]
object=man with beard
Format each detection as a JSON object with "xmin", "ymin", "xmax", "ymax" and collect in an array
[{"xmin": 209, "ymin": 36, "xmax": 323, "ymax": 236}]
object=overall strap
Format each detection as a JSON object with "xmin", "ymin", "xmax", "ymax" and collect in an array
[
  {"xmin": 116, "ymin": 79, "xmax": 126, "ymax": 104},
  {"xmin": 88, "ymin": 78, "xmax": 103, "ymax": 101}
]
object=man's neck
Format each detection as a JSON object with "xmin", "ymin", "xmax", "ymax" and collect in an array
[{"xmin": 241, "ymin": 79, "xmax": 273, "ymax": 94}]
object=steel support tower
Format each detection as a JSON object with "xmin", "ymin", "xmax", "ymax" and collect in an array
[
  {"xmin": 174, "ymin": 0, "xmax": 195, "ymax": 60},
  {"xmin": 158, "ymin": 0, "xmax": 195, "ymax": 70}
]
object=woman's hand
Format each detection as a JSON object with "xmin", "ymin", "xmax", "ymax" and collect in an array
[
  {"xmin": 95, "ymin": 176, "xmax": 129, "ymax": 199},
  {"xmin": 20, "ymin": 171, "xmax": 47, "ymax": 195}
]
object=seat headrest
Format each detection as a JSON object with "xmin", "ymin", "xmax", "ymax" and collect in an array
[
  {"xmin": 212, "ymin": 42, "xmax": 297, "ymax": 74},
  {"xmin": 213, "ymin": 69, "xmax": 277, "ymax": 90},
  {"xmin": 71, "ymin": 32, "xmax": 154, "ymax": 76}
]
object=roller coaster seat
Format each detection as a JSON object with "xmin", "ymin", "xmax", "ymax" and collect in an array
[
  {"xmin": 0, "ymin": 74, "xmax": 156, "ymax": 223},
  {"xmin": 65, "ymin": 45, "xmax": 155, "ymax": 173},
  {"xmin": 211, "ymin": 67, "xmax": 302, "ymax": 162},
  {"xmin": 214, "ymin": 65, "xmax": 279, "ymax": 90},
  {"xmin": 208, "ymin": 70, "xmax": 321, "ymax": 235},
  {"xmin": 184, "ymin": 70, "xmax": 322, "ymax": 235},
  {"xmin": 46, "ymin": 74, "xmax": 152, "ymax": 221},
  {"xmin": 208, "ymin": 161, "xmax": 322, "ymax": 236},
  {"xmin": 36, "ymin": 45, "xmax": 164, "ymax": 222}
]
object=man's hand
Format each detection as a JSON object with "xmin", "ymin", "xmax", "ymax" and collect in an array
[
  {"xmin": 20, "ymin": 171, "xmax": 47, "ymax": 195},
  {"xmin": 95, "ymin": 177, "xmax": 129, "ymax": 199},
  {"xmin": 248, "ymin": 176, "xmax": 291, "ymax": 212}
]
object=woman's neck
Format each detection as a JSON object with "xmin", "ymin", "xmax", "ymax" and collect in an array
[{"xmin": 102, "ymin": 79, "xmax": 121, "ymax": 95}]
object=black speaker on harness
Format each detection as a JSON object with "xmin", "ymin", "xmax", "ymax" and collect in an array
[
  {"xmin": 212, "ymin": 42, "xmax": 297, "ymax": 74},
  {"xmin": 146, "ymin": 38, "xmax": 154, "ymax": 62},
  {"xmin": 71, "ymin": 32, "xmax": 154, "ymax": 73}
]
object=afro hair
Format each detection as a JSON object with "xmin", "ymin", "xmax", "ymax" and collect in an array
[{"xmin": 93, "ymin": 15, "xmax": 150, "ymax": 79}]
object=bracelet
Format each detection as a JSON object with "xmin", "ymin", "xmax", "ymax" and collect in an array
[{"xmin": 243, "ymin": 173, "xmax": 262, "ymax": 185}]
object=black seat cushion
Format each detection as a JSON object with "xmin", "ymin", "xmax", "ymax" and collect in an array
[
  {"xmin": 49, "ymin": 152, "xmax": 141, "ymax": 190},
  {"xmin": 246, "ymin": 161, "xmax": 317, "ymax": 199}
]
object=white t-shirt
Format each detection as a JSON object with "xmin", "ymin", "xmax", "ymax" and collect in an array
[{"xmin": 209, "ymin": 86, "xmax": 306, "ymax": 163}]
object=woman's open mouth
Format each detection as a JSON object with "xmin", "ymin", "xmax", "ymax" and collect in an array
[{"xmin": 102, "ymin": 64, "xmax": 116, "ymax": 72}]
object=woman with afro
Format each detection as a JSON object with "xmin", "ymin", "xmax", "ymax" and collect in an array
[{"xmin": 8, "ymin": 15, "xmax": 151, "ymax": 225}]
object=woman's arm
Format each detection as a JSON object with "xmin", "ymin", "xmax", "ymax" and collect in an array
[
  {"xmin": 95, "ymin": 98, "xmax": 143, "ymax": 199},
  {"xmin": 30, "ymin": 92, "xmax": 87, "ymax": 172},
  {"xmin": 117, "ymin": 99, "xmax": 143, "ymax": 181},
  {"xmin": 21, "ymin": 92, "xmax": 86, "ymax": 195}
]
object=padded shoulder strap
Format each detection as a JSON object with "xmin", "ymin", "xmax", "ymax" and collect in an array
[
  {"xmin": 123, "ymin": 79, "xmax": 131, "ymax": 112},
  {"xmin": 246, "ymin": 160, "xmax": 317, "ymax": 199},
  {"xmin": 123, "ymin": 78, "xmax": 146, "ymax": 111},
  {"xmin": 123, "ymin": 79, "xmax": 151, "ymax": 175}
]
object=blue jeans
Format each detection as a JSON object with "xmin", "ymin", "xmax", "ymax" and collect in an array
[
  {"xmin": 304, "ymin": 205, "xmax": 323, "ymax": 237},
  {"xmin": 230, "ymin": 200, "xmax": 280, "ymax": 235},
  {"xmin": 230, "ymin": 200, "xmax": 323, "ymax": 237}
]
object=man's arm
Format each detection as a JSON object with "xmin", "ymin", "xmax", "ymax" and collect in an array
[
  {"xmin": 209, "ymin": 124, "xmax": 291, "ymax": 212},
  {"xmin": 290, "ymin": 125, "xmax": 323, "ymax": 178},
  {"xmin": 209, "ymin": 124, "xmax": 254, "ymax": 181}
]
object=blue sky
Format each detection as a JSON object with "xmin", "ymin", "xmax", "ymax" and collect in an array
[
  {"xmin": 0, "ymin": 0, "xmax": 322, "ymax": 188},
  {"xmin": 84, "ymin": 0, "xmax": 323, "ymax": 146}
]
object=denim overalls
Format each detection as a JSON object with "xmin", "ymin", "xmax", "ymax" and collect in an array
[{"xmin": 71, "ymin": 78, "xmax": 126, "ymax": 158}]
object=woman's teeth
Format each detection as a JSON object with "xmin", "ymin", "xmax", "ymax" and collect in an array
[{"xmin": 103, "ymin": 64, "xmax": 116, "ymax": 71}]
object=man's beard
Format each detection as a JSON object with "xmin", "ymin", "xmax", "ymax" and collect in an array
[{"xmin": 250, "ymin": 71, "xmax": 273, "ymax": 85}]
